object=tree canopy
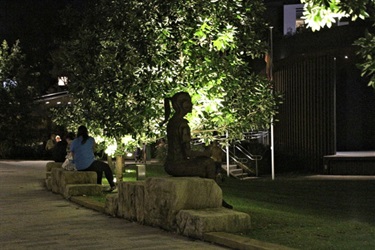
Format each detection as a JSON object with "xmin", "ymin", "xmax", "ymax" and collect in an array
[
  {"xmin": 0, "ymin": 40, "xmax": 40, "ymax": 157},
  {"xmin": 52, "ymin": 0, "xmax": 281, "ymax": 154},
  {"xmin": 301, "ymin": 0, "xmax": 375, "ymax": 88}
]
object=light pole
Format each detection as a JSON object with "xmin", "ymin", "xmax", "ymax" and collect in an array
[{"xmin": 270, "ymin": 26, "xmax": 275, "ymax": 180}]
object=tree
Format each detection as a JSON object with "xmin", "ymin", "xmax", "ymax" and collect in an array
[
  {"xmin": 301, "ymin": 0, "xmax": 375, "ymax": 87},
  {"xmin": 51, "ymin": 1, "xmax": 161, "ymax": 154},
  {"xmin": 0, "ymin": 40, "xmax": 40, "ymax": 158},
  {"xmin": 52, "ymin": 0, "xmax": 281, "ymax": 153}
]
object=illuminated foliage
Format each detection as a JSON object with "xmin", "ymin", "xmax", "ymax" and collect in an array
[
  {"xmin": 301, "ymin": 0, "xmax": 373, "ymax": 31},
  {"xmin": 301, "ymin": 0, "xmax": 375, "ymax": 88},
  {"xmin": 52, "ymin": 0, "xmax": 281, "ymax": 150},
  {"xmin": 354, "ymin": 31, "xmax": 375, "ymax": 88}
]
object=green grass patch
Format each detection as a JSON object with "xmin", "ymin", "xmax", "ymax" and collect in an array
[{"xmin": 95, "ymin": 163, "xmax": 375, "ymax": 250}]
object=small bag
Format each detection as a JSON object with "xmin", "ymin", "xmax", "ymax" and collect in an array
[{"xmin": 62, "ymin": 157, "xmax": 76, "ymax": 171}]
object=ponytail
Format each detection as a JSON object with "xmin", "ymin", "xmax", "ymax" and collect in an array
[{"xmin": 159, "ymin": 97, "xmax": 171, "ymax": 127}]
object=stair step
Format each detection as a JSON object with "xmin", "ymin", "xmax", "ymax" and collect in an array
[
  {"xmin": 221, "ymin": 164, "xmax": 237, "ymax": 170},
  {"xmin": 230, "ymin": 169, "xmax": 244, "ymax": 175},
  {"xmin": 232, "ymin": 172, "xmax": 249, "ymax": 178},
  {"xmin": 241, "ymin": 176, "xmax": 259, "ymax": 180}
]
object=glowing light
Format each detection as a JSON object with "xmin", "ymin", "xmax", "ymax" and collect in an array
[{"xmin": 58, "ymin": 76, "xmax": 68, "ymax": 86}]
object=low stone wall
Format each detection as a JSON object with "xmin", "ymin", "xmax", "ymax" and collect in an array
[
  {"xmin": 45, "ymin": 162, "xmax": 63, "ymax": 189},
  {"xmin": 117, "ymin": 181, "xmax": 145, "ymax": 223},
  {"xmin": 46, "ymin": 162, "xmax": 63, "ymax": 172},
  {"xmin": 45, "ymin": 161, "xmax": 251, "ymax": 239},
  {"xmin": 144, "ymin": 177, "xmax": 222, "ymax": 231},
  {"xmin": 48, "ymin": 164, "xmax": 102, "ymax": 198},
  {"xmin": 106, "ymin": 177, "xmax": 251, "ymax": 239}
]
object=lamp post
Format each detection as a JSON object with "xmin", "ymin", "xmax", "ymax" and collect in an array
[{"xmin": 270, "ymin": 26, "xmax": 275, "ymax": 180}]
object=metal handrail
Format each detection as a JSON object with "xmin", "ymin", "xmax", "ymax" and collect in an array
[
  {"xmin": 223, "ymin": 148, "xmax": 256, "ymax": 177},
  {"xmin": 235, "ymin": 143, "xmax": 263, "ymax": 161},
  {"xmin": 234, "ymin": 143, "xmax": 262, "ymax": 177}
]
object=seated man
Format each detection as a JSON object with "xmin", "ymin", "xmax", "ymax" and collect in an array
[
  {"xmin": 52, "ymin": 133, "xmax": 75, "ymax": 163},
  {"xmin": 52, "ymin": 135, "xmax": 68, "ymax": 162}
]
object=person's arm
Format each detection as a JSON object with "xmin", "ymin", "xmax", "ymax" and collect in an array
[
  {"xmin": 92, "ymin": 139, "xmax": 96, "ymax": 153},
  {"xmin": 70, "ymin": 140, "xmax": 76, "ymax": 159}
]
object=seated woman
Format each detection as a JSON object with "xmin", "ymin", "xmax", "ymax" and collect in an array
[
  {"xmin": 163, "ymin": 92, "xmax": 216, "ymax": 179},
  {"xmin": 70, "ymin": 125, "xmax": 116, "ymax": 192}
]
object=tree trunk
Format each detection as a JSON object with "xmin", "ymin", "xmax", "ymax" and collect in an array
[{"xmin": 115, "ymin": 155, "xmax": 123, "ymax": 182}]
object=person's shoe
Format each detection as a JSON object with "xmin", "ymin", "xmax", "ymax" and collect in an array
[
  {"xmin": 104, "ymin": 185, "xmax": 117, "ymax": 193},
  {"xmin": 222, "ymin": 200, "xmax": 233, "ymax": 209}
]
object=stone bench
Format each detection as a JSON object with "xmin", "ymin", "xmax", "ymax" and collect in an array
[
  {"xmin": 46, "ymin": 161, "xmax": 63, "ymax": 172},
  {"xmin": 176, "ymin": 208, "xmax": 251, "ymax": 239},
  {"xmin": 50, "ymin": 167, "xmax": 102, "ymax": 199},
  {"xmin": 45, "ymin": 162, "xmax": 63, "ymax": 190},
  {"xmin": 117, "ymin": 181, "xmax": 145, "ymax": 222},
  {"xmin": 105, "ymin": 177, "xmax": 251, "ymax": 239}
]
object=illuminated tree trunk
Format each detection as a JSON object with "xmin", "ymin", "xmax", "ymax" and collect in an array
[{"xmin": 115, "ymin": 155, "xmax": 123, "ymax": 183}]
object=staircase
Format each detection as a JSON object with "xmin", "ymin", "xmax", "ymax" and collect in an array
[
  {"xmin": 222, "ymin": 163, "xmax": 257, "ymax": 180},
  {"xmin": 191, "ymin": 134, "xmax": 265, "ymax": 180},
  {"xmin": 221, "ymin": 143, "xmax": 262, "ymax": 180}
]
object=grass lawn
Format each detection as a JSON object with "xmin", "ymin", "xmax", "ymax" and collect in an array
[{"xmin": 100, "ymin": 163, "xmax": 375, "ymax": 250}]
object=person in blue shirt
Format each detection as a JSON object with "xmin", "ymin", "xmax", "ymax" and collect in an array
[{"xmin": 70, "ymin": 125, "xmax": 116, "ymax": 192}]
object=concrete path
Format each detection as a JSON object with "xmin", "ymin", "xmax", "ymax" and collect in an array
[{"xmin": 0, "ymin": 160, "xmax": 228, "ymax": 250}]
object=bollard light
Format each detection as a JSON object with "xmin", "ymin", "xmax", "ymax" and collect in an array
[{"xmin": 136, "ymin": 164, "xmax": 146, "ymax": 180}]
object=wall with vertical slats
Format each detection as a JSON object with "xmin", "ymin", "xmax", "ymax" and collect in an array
[{"xmin": 273, "ymin": 54, "xmax": 336, "ymax": 172}]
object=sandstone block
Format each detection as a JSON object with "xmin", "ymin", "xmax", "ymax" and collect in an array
[
  {"xmin": 45, "ymin": 177, "xmax": 52, "ymax": 191},
  {"xmin": 105, "ymin": 194, "xmax": 119, "ymax": 217},
  {"xmin": 46, "ymin": 162, "xmax": 62, "ymax": 172},
  {"xmin": 50, "ymin": 168, "xmax": 97, "ymax": 195},
  {"xmin": 176, "ymin": 208, "xmax": 251, "ymax": 239},
  {"xmin": 51, "ymin": 168, "xmax": 64, "ymax": 194},
  {"xmin": 64, "ymin": 184, "xmax": 102, "ymax": 198},
  {"xmin": 144, "ymin": 177, "xmax": 222, "ymax": 231},
  {"xmin": 60, "ymin": 171, "xmax": 96, "ymax": 186},
  {"xmin": 117, "ymin": 181, "xmax": 145, "ymax": 223}
]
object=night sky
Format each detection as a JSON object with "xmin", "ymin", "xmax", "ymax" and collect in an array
[
  {"xmin": 0, "ymin": 0, "xmax": 85, "ymax": 93},
  {"xmin": 0, "ymin": 0, "xmax": 76, "ymax": 51}
]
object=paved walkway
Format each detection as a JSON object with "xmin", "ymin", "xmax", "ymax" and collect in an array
[{"xmin": 0, "ymin": 160, "xmax": 228, "ymax": 250}]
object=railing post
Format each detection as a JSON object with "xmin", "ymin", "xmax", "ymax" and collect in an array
[{"xmin": 226, "ymin": 130, "xmax": 230, "ymax": 177}]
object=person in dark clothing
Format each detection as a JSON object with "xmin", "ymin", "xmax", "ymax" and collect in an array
[
  {"xmin": 52, "ymin": 132, "xmax": 76, "ymax": 162},
  {"xmin": 52, "ymin": 136, "xmax": 68, "ymax": 162}
]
